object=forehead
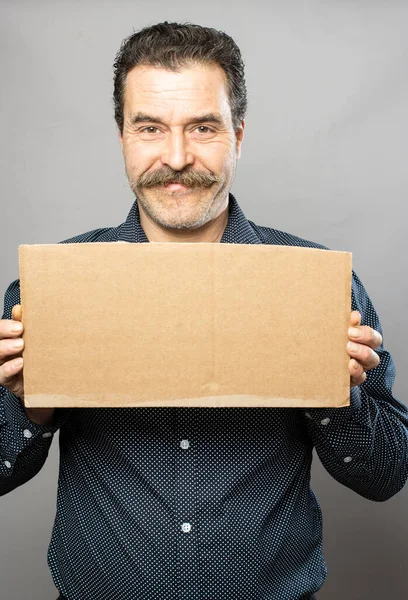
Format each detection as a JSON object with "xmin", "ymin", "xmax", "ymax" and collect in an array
[{"xmin": 123, "ymin": 63, "xmax": 231, "ymax": 121}]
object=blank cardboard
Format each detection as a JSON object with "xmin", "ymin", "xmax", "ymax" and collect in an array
[{"xmin": 18, "ymin": 242, "xmax": 352, "ymax": 408}]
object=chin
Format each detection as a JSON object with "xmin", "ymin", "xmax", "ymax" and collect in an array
[
  {"xmin": 160, "ymin": 216, "xmax": 208, "ymax": 231},
  {"xmin": 155, "ymin": 206, "xmax": 210, "ymax": 230},
  {"xmin": 137, "ymin": 188, "xmax": 221, "ymax": 231}
]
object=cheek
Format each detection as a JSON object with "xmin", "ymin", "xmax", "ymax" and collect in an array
[
  {"xmin": 123, "ymin": 140, "xmax": 157, "ymax": 173},
  {"xmin": 199, "ymin": 142, "xmax": 236, "ymax": 172}
]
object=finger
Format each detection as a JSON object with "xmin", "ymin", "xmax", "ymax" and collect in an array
[
  {"xmin": 349, "ymin": 358, "xmax": 367, "ymax": 387},
  {"xmin": 350, "ymin": 310, "xmax": 361, "ymax": 327},
  {"xmin": 0, "ymin": 338, "xmax": 24, "ymax": 364},
  {"xmin": 0, "ymin": 318, "xmax": 24, "ymax": 339},
  {"xmin": 349, "ymin": 357, "xmax": 364, "ymax": 376},
  {"xmin": 348, "ymin": 325, "xmax": 383, "ymax": 350},
  {"xmin": 347, "ymin": 341, "xmax": 380, "ymax": 370},
  {"xmin": 350, "ymin": 369, "xmax": 367, "ymax": 387},
  {"xmin": 0, "ymin": 357, "xmax": 24, "ymax": 384},
  {"xmin": 12, "ymin": 304, "xmax": 22, "ymax": 322}
]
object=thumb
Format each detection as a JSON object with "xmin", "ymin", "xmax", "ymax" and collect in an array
[
  {"xmin": 350, "ymin": 310, "xmax": 361, "ymax": 327},
  {"xmin": 12, "ymin": 304, "xmax": 22, "ymax": 321}
]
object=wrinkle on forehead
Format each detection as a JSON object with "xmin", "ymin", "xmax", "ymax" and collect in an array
[
  {"xmin": 124, "ymin": 64, "xmax": 232, "ymax": 125},
  {"xmin": 128, "ymin": 62, "xmax": 226, "ymax": 89}
]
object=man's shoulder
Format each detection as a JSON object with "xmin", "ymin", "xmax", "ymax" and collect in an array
[
  {"xmin": 248, "ymin": 220, "xmax": 329, "ymax": 250},
  {"xmin": 59, "ymin": 225, "xmax": 119, "ymax": 245}
]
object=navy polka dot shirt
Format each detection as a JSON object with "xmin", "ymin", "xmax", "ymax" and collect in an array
[{"xmin": 1, "ymin": 195, "xmax": 407, "ymax": 600}]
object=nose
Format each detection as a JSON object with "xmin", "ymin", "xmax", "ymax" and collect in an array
[{"xmin": 160, "ymin": 131, "xmax": 194, "ymax": 171}]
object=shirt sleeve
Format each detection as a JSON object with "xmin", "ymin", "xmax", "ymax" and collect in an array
[
  {"xmin": 302, "ymin": 270, "xmax": 408, "ymax": 501},
  {"xmin": 0, "ymin": 279, "xmax": 72, "ymax": 496}
]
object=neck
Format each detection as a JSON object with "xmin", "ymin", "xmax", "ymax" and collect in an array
[{"xmin": 138, "ymin": 204, "xmax": 229, "ymax": 244}]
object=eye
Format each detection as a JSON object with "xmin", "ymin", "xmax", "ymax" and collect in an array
[
  {"xmin": 141, "ymin": 126, "xmax": 159, "ymax": 134},
  {"xmin": 196, "ymin": 126, "xmax": 212, "ymax": 133}
]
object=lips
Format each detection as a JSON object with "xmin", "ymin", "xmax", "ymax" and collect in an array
[{"xmin": 164, "ymin": 183, "xmax": 190, "ymax": 190}]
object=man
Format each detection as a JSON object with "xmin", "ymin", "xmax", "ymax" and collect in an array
[{"xmin": 0, "ymin": 22, "xmax": 407, "ymax": 600}]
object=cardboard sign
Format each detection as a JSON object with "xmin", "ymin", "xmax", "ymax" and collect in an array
[{"xmin": 19, "ymin": 242, "xmax": 352, "ymax": 408}]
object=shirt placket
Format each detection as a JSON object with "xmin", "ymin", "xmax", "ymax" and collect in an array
[{"xmin": 175, "ymin": 407, "xmax": 198, "ymax": 599}]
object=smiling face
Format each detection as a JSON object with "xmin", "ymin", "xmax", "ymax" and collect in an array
[{"xmin": 118, "ymin": 63, "xmax": 244, "ymax": 233}]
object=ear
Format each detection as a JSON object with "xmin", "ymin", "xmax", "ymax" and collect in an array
[
  {"xmin": 235, "ymin": 120, "xmax": 245, "ymax": 159},
  {"xmin": 118, "ymin": 129, "xmax": 124, "ymax": 152}
]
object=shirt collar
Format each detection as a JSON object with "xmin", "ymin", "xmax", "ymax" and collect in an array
[{"xmin": 117, "ymin": 193, "xmax": 261, "ymax": 245}]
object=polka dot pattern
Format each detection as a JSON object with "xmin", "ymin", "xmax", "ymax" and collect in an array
[{"xmin": 1, "ymin": 194, "xmax": 407, "ymax": 600}]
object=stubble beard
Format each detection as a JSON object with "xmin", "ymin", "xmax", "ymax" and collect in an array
[
  {"xmin": 125, "ymin": 153, "xmax": 237, "ymax": 231},
  {"xmin": 136, "ymin": 184, "xmax": 228, "ymax": 230},
  {"xmin": 127, "ymin": 171, "xmax": 235, "ymax": 231}
]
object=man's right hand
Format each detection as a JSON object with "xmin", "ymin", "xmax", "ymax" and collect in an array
[{"xmin": 0, "ymin": 304, "xmax": 55, "ymax": 426}]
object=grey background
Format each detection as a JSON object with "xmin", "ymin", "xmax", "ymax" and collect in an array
[{"xmin": 1, "ymin": 0, "xmax": 407, "ymax": 598}]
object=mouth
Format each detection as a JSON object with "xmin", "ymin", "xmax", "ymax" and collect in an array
[{"xmin": 164, "ymin": 183, "xmax": 191, "ymax": 191}]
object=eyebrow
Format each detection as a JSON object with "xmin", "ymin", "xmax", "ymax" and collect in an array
[{"xmin": 129, "ymin": 112, "xmax": 225, "ymax": 126}]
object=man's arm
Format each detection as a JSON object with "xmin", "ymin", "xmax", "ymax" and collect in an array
[
  {"xmin": 0, "ymin": 279, "xmax": 71, "ymax": 496},
  {"xmin": 302, "ymin": 271, "xmax": 408, "ymax": 501}
]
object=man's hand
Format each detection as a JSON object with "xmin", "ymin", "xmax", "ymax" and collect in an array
[
  {"xmin": 0, "ymin": 304, "xmax": 55, "ymax": 426},
  {"xmin": 347, "ymin": 310, "xmax": 383, "ymax": 388}
]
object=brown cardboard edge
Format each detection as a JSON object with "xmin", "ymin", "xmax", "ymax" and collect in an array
[
  {"xmin": 18, "ymin": 246, "xmax": 28, "ymax": 394},
  {"xmin": 25, "ymin": 394, "xmax": 351, "ymax": 409},
  {"xmin": 18, "ymin": 246, "xmax": 25, "ymax": 314}
]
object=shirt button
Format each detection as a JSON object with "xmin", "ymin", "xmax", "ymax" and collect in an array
[
  {"xmin": 321, "ymin": 418, "xmax": 331, "ymax": 426},
  {"xmin": 23, "ymin": 429, "xmax": 33, "ymax": 439},
  {"xmin": 42, "ymin": 432, "xmax": 53, "ymax": 439},
  {"xmin": 4, "ymin": 460, "xmax": 12, "ymax": 469},
  {"xmin": 180, "ymin": 439, "xmax": 190, "ymax": 450},
  {"xmin": 344, "ymin": 456, "xmax": 353, "ymax": 463},
  {"xmin": 181, "ymin": 522, "xmax": 192, "ymax": 533}
]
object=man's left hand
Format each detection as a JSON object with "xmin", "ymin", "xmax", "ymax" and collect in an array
[{"xmin": 347, "ymin": 310, "xmax": 383, "ymax": 388}]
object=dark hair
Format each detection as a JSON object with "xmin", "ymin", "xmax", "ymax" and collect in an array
[{"xmin": 113, "ymin": 22, "xmax": 247, "ymax": 133}]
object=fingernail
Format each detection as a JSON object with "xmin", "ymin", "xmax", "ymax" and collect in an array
[
  {"xmin": 348, "ymin": 327, "xmax": 361, "ymax": 339},
  {"xmin": 348, "ymin": 341, "xmax": 359, "ymax": 352},
  {"xmin": 11, "ymin": 323, "xmax": 23, "ymax": 333},
  {"xmin": 14, "ymin": 358, "xmax": 23, "ymax": 367},
  {"xmin": 12, "ymin": 339, "xmax": 24, "ymax": 350}
]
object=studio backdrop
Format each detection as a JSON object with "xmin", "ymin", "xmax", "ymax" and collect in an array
[{"xmin": 1, "ymin": 1, "xmax": 407, "ymax": 599}]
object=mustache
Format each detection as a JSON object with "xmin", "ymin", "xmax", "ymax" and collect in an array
[{"xmin": 134, "ymin": 166, "xmax": 221, "ymax": 188}]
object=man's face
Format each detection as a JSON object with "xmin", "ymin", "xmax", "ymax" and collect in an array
[{"xmin": 118, "ymin": 63, "xmax": 244, "ymax": 231}]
